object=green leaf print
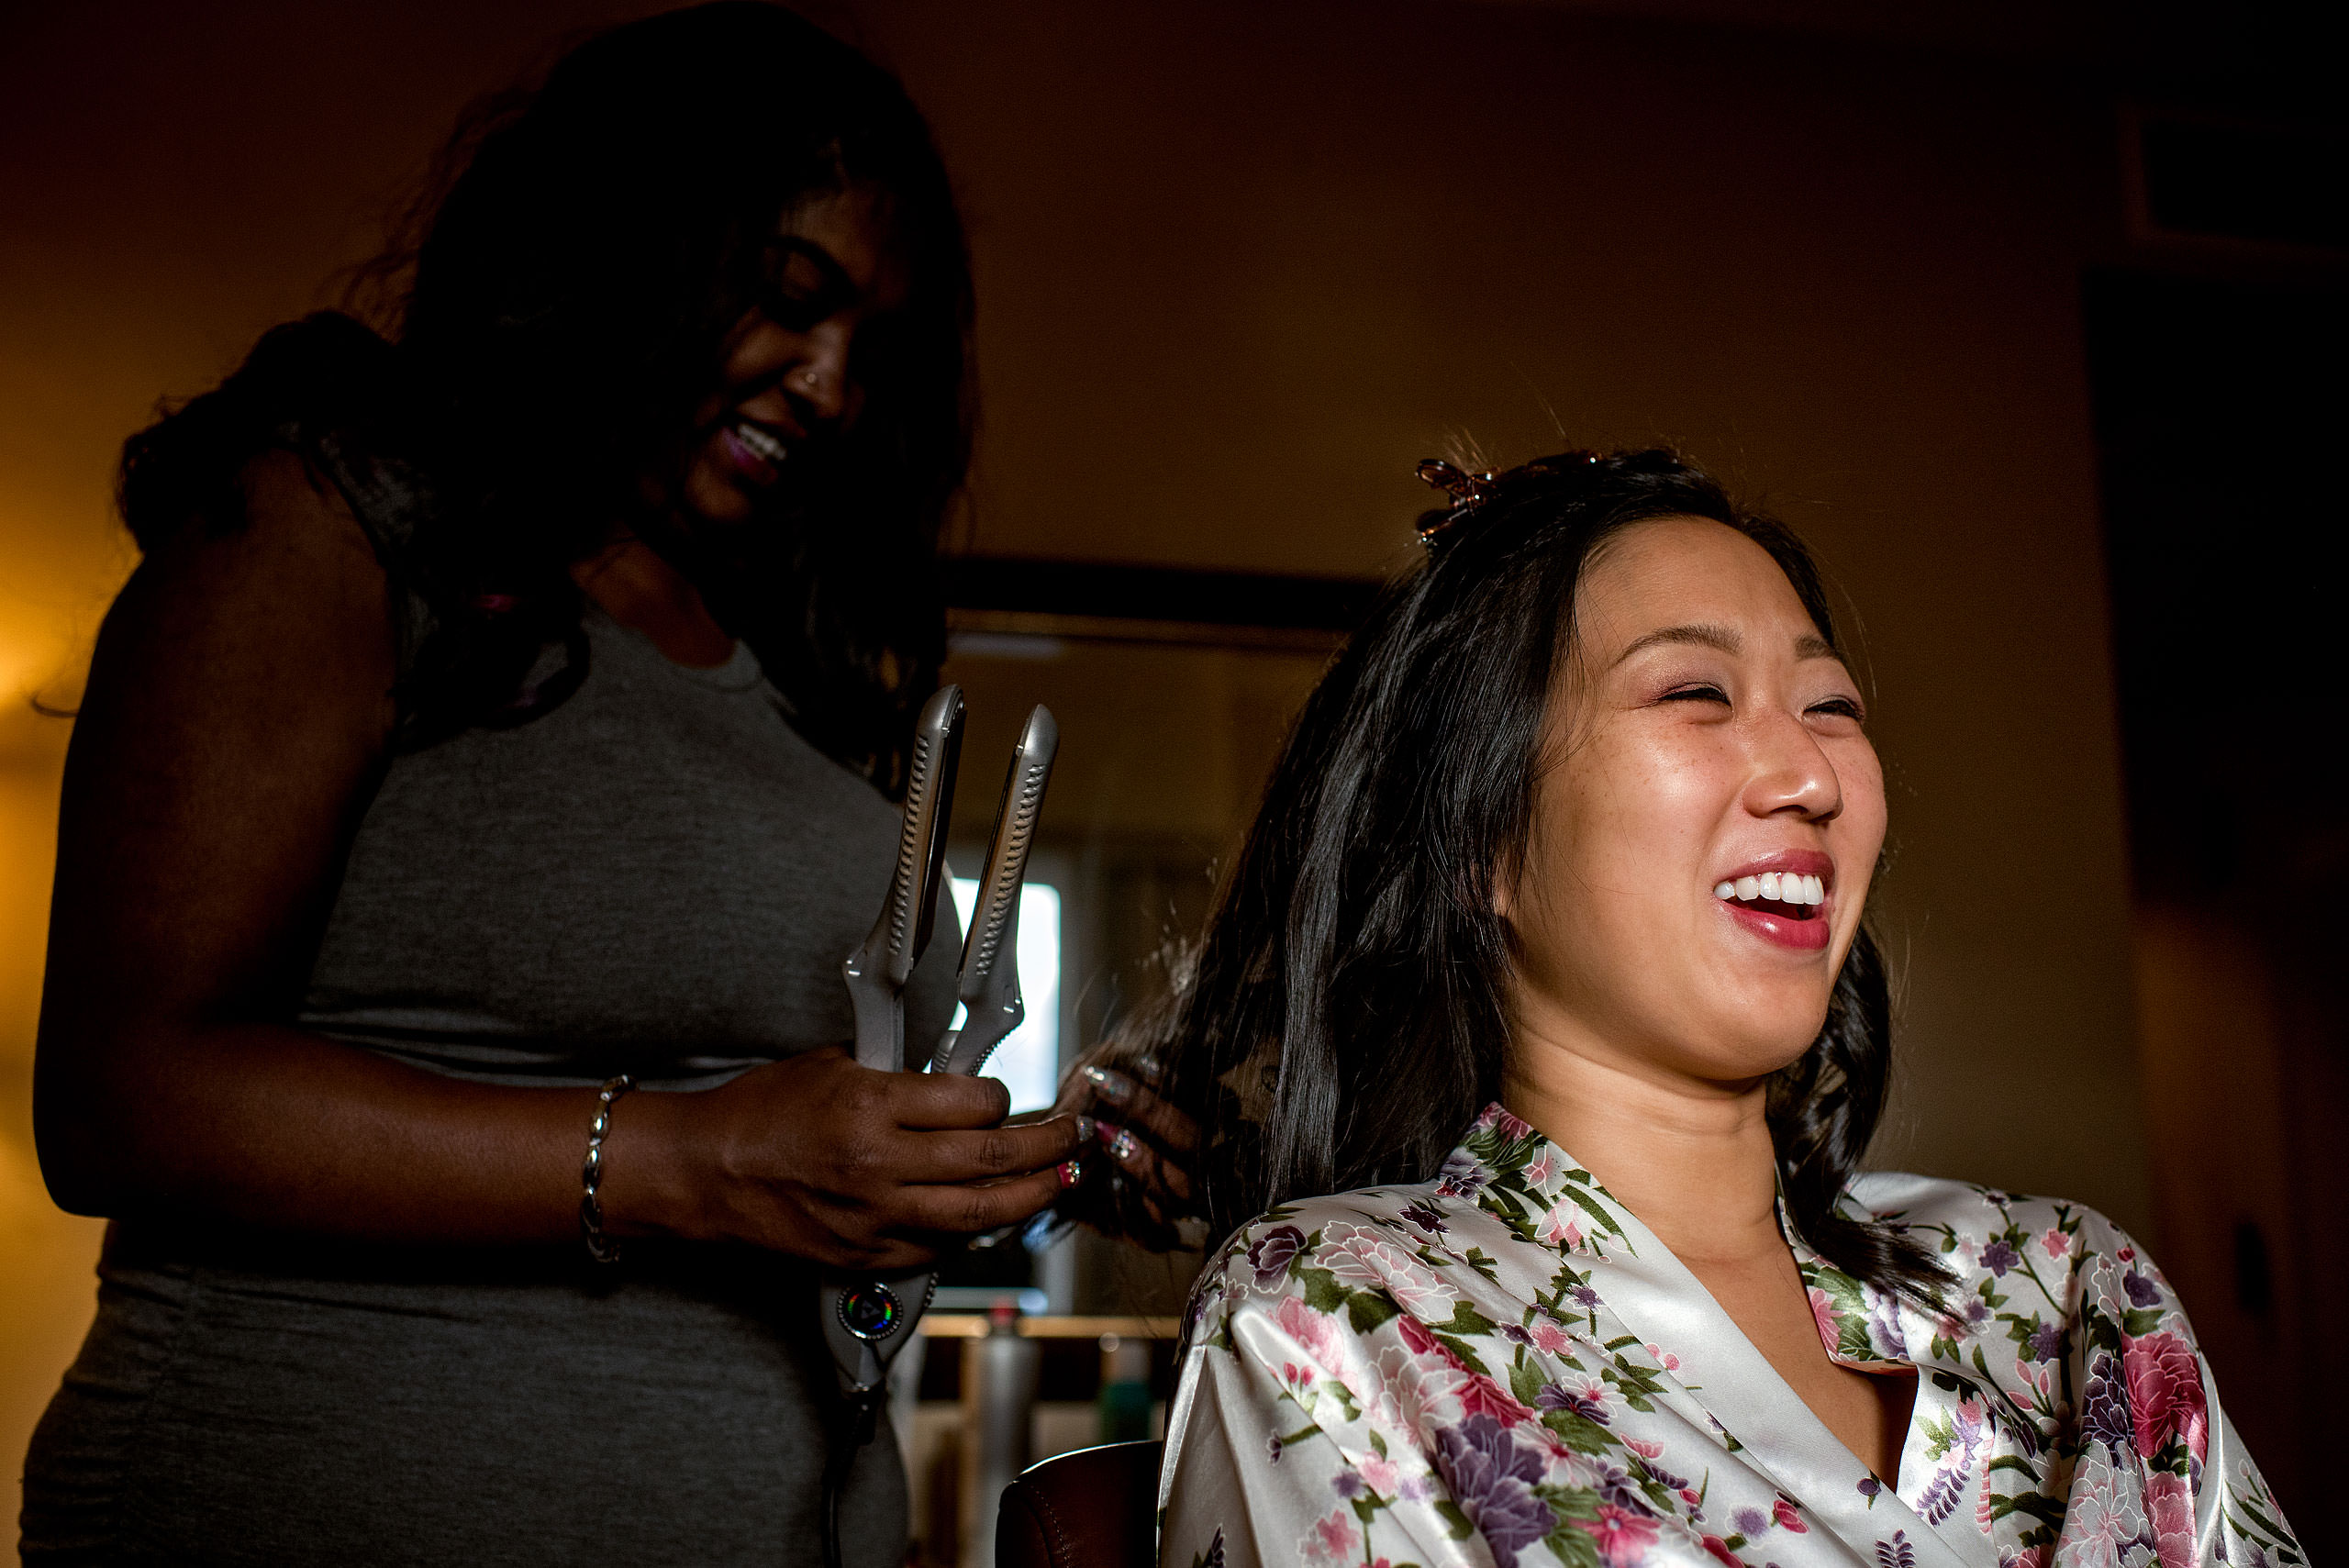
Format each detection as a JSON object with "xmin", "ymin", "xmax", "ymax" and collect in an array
[
  {"xmin": 1300, "ymin": 1266, "xmax": 1351, "ymax": 1318},
  {"xmin": 1537, "ymin": 1488, "xmax": 1604, "ymax": 1568},
  {"xmin": 1542, "ymin": 1407, "xmax": 1615, "ymax": 1455},
  {"xmin": 1432, "ymin": 1332, "xmax": 1490, "ymax": 1376},
  {"xmin": 1509, "ymin": 1351, "xmax": 1546, "ymax": 1408},
  {"xmin": 1346, "ymin": 1288, "xmax": 1400, "ymax": 1336},
  {"xmin": 1434, "ymin": 1299, "xmax": 1500, "ymax": 1340}
]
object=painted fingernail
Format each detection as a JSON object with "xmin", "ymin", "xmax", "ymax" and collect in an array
[
  {"xmin": 1074, "ymin": 1115, "xmax": 1097, "ymax": 1144},
  {"xmin": 1057, "ymin": 1159, "xmax": 1085, "ymax": 1189},
  {"xmin": 1083, "ymin": 1066, "xmax": 1135, "ymax": 1106},
  {"xmin": 1133, "ymin": 1051, "xmax": 1163, "ymax": 1082},
  {"xmin": 1109, "ymin": 1128, "xmax": 1140, "ymax": 1164},
  {"xmin": 1094, "ymin": 1118, "xmax": 1124, "ymax": 1148}
]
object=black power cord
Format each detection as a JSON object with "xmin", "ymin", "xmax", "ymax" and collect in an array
[{"xmin": 819, "ymin": 1388, "xmax": 883, "ymax": 1568}]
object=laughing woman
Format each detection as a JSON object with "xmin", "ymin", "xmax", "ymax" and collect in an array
[{"xmin": 1149, "ymin": 453, "xmax": 2299, "ymax": 1568}]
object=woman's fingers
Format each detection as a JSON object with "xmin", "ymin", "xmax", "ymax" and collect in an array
[
  {"xmin": 890, "ymin": 1068, "xmax": 1015, "ymax": 1129},
  {"xmin": 899, "ymin": 1163, "xmax": 1074, "ymax": 1235},
  {"xmin": 1076, "ymin": 1065, "xmax": 1198, "ymax": 1152},
  {"xmin": 1094, "ymin": 1118, "xmax": 1194, "ymax": 1204},
  {"xmin": 897, "ymin": 1116, "xmax": 1083, "ymax": 1183}
]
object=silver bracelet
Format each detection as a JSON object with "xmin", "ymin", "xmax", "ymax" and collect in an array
[{"xmin": 579, "ymin": 1073, "xmax": 637, "ymax": 1264}]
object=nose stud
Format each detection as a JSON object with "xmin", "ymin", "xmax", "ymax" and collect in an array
[{"xmin": 800, "ymin": 368, "xmax": 820, "ymax": 390}]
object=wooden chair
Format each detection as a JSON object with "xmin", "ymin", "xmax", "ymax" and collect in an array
[{"xmin": 993, "ymin": 1440, "xmax": 1164, "ymax": 1568}]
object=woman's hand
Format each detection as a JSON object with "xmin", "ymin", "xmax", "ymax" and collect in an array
[
  {"xmin": 623, "ymin": 1047, "xmax": 1085, "ymax": 1271},
  {"xmin": 1052, "ymin": 1047, "xmax": 1197, "ymax": 1232}
]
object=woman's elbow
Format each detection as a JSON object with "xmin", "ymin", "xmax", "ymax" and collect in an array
[{"xmin": 30, "ymin": 1023, "xmax": 151, "ymax": 1218}]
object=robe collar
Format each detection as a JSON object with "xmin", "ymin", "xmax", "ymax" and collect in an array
[{"xmin": 1442, "ymin": 1104, "xmax": 1978, "ymax": 1568}]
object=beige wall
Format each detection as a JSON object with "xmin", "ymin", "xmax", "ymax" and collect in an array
[{"xmin": 1, "ymin": 0, "xmax": 2151, "ymax": 1532}]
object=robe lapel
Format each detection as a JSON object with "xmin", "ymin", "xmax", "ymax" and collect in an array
[{"xmin": 1573, "ymin": 1196, "xmax": 1975, "ymax": 1568}]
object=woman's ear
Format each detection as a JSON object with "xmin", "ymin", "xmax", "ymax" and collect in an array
[{"xmin": 1489, "ymin": 851, "xmax": 1517, "ymax": 923}]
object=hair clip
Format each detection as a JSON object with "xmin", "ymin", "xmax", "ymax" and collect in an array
[
  {"xmin": 1414, "ymin": 452, "xmax": 1609, "ymax": 548},
  {"xmin": 1415, "ymin": 458, "xmax": 1497, "ymax": 546}
]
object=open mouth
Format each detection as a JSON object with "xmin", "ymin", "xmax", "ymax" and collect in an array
[
  {"xmin": 714, "ymin": 417, "xmax": 793, "ymax": 490},
  {"xmin": 1712, "ymin": 869, "xmax": 1831, "ymax": 949},
  {"xmin": 1713, "ymin": 871, "xmax": 1826, "ymax": 923},
  {"xmin": 730, "ymin": 420, "xmax": 789, "ymax": 465}
]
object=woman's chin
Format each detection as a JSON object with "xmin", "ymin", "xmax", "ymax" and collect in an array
[
  {"xmin": 679, "ymin": 463, "xmax": 757, "ymax": 528},
  {"xmin": 1675, "ymin": 992, "xmax": 1835, "ymax": 1080}
]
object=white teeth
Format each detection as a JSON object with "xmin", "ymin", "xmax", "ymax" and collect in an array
[
  {"xmin": 733, "ymin": 422, "xmax": 788, "ymax": 463},
  {"xmin": 1719, "ymin": 872, "xmax": 1829, "ymax": 906}
]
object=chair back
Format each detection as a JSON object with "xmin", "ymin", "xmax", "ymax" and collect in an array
[{"xmin": 993, "ymin": 1440, "xmax": 1163, "ymax": 1568}]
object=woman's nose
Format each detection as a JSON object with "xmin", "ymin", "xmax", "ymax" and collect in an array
[
  {"xmin": 791, "ymin": 325, "xmax": 852, "ymax": 424},
  {"xmin": 1742, "ymin": 711, "xmax": 1843, "ymax": 823}
]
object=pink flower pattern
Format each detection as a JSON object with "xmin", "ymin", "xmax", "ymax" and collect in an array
[{"xmin": 2122, "ymin": 1330, "xmax": 2210, "ymax": 1465}]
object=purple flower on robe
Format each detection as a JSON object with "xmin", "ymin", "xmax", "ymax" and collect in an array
[
  {"xmin": 1587, "ymin": 1461, "xmax": 1648, "ymax": 1511},
  {"xmin": 1570, "ymin": 1284, "xmax": 1603, "ymax": 1311},
  {"xmin": 1865, "ymin": 1294, "xmax": 1908, "ymax": 1359},
  {"xmin": 1635, "ymin": 1457, "xmax": 1690, "ymax": 1495},
  {"xmin": 1246, "ymin": 1226, "xmax": 1305, "ymax": 1287},
  {"xmin": 1536, "ymin": 1382, "xmax": 1609, "ymax": 1424},
  {"xmin": 1399, "ymin": 1198, "xmax": 1450, "ymax": 1235},
  {"xmin": 1436, "ymin": 1151, "xmax": 1488, "ymax": 1198},
  {"xmin": 2123, "ymin": 1268, "xmax": 2162, "ymax": 1307},
  {"xmin": 2079, "ymin": 1351, "xmax": 2133, "ymax": 1458},
  {"xmin": 1331, "ymin": 1470, "xmax": 1365, "ymax": 1499},
  {"xmin": 1735, "ymin": 1507, "xmax": 1771, "ymax": 1536},
  {"xmin": 1857, "ymin": 1477, "xmax": 1883, "ymax": 1499},
  {"xmin": 1981, "ymin": 1240, "xmax": 2020, "ymax": 1277},
  {"xmin": 1964, "ymin": 1298, "xmax": 1991, "ymax": 1326},
  {"xmin": 1432, "ymin": 1414, "xmax": 1554, "ymax": 1568},
  {"xmin": 2027, "ymin": 1321, "xmax": 2066, "ymax": 1363}
]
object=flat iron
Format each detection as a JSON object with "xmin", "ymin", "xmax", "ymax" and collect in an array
[{"xmin": 818, "ymin": 686, "xmax": 1060, "ymax": 1439}]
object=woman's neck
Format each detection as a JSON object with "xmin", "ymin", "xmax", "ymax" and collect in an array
[
  {"xmin": 570, "ymin": 533, "xmax": 737, "ymax": 669},
  {"xmin": 1501, "ymin": 1021, "xmax": 1782, "ymax": 1270}
]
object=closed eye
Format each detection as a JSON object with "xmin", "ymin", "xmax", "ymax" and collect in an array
[
  {"xmin": 1660, "ymin": 684, "xmax": 1731, "ymax": 706},
  {"xmin": 757, "ymin": 240, "xmax": 856, "ymax": 332},
  {"xmin": 1808, "ymin": 696, "xmax": 1865, "ymax": 722}
]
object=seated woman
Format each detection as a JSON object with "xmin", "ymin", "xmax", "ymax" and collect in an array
[{"xmin": 1146, "ymin": 451, "xmax": 2299, "ymax": 1567}]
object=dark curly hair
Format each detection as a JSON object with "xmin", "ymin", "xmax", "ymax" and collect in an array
[
  {"xmin": 116, "ymin": 3, "xmax": 973, "ymax": 794},
  {"xmin": 1132, "ymin": 448, "xmax": 1947, "ymax": 1306}
]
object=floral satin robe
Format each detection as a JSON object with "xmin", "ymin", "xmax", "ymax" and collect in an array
[{"xmin": 1159, "ymin": 1106, "xmax": 2299, "ymax": 1568}]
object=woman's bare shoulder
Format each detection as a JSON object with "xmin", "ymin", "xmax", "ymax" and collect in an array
[{"xmin": 96, "ymin": 446, "xmax": 399, "ymax": 734}]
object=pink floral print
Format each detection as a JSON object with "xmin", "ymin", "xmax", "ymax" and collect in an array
[{"xmin": 1161, "ymin": 1105, "xmax": 2301, "ymax": 1568}]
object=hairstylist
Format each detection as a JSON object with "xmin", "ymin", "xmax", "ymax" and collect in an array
[{"xmin": 23, "ymin": 7, "xmax": 1083, "ymax": 1563}]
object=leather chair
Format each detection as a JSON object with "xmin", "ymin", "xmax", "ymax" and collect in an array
[{"xmin": 994, "ymin": 1440, "xmax": 1163, "ymax": 1568}]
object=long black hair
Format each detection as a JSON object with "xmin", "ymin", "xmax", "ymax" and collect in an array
[
  {"xmin": 117, "ymin": 3, "xmax": 973, "ymax": 793},
  {"xmin": 1149, "ymin": 448, "xmax": 1947, "ymax": 1305}
]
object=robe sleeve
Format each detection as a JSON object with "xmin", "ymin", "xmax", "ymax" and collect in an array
[
  {"xmin": 1157, "ymin": 1279, "xmax": 1466, "ymax": 1568},
  {"xmin": 2058, "ymin": 1214, "xmax": 2303, "ymax": 1566}
]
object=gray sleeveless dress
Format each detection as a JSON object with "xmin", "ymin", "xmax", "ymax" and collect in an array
[{"xmin": 21, "ymin": 448, "xmax": 957, "ymax": 1565}]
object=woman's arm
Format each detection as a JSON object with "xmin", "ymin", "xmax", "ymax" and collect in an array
[{"xmin": 33, "ymin": 451, "xmax": 1077, "ymax": 1266}]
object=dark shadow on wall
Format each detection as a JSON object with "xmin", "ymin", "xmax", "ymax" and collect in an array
[{"xmin": 2087, "ymin": 266, "xmax": 2349, "ymax": 1525}]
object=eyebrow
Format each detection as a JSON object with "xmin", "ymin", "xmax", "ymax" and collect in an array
[
  {"xmin": 767, "ymin": 237, "xmax": 858, "ymax": 300},
  {"xmin": 1607, "ymin": 623, "xmax": 1840, "ymax": 667}
]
